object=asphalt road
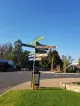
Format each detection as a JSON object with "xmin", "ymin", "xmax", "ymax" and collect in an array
[{"xmin": 0, "ymin": 71, "xmax": 80, "ymax": 95}]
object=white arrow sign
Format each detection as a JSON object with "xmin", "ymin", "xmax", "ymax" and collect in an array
[
  {"xmin": 36, "ymin": 53, "xmax": 48, "ymax": 57},
  {"xmin": 29, "ymin": 52, "xmax": 35, "ymax": 55},
  {"xmin": 29, "ymin": 58, "xmax": 34, "ymax": 61},
  {"xmin": 35, "ymin": 57, "xmax": 42, "ymax": 61},
  {"xmin": 28, "ymin": 55, "xmax": 34, "ymax": 58}
]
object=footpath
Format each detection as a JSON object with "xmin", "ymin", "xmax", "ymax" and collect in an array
[{"xmin": 11, "ymin": 78, "xmax": 80, "ymax": 90}]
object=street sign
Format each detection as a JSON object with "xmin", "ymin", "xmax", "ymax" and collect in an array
[
  {"xmin": 36, "ymin": 41, "xmax": 48, "ymax": 50},
  {"xmin": 29, "ymin": 52, "xmax": 35, "ymax": 55},
  {"xmin": 35, "ymin": 57, "xmax": 42, "ymax": 61},
  {"xmin": 31, "ymin": 36, "xmax": 44, "ymax": 45},
  {"xmin": 28, "ymin": 55, "xmax": 34, "ymax": 58},
  {"xmin": 29, "ymin": 58, "xmax": 34, "ymax": 61},
  {"xmin": 29, "ymin": 57, "xmax": 41, "ymax": 61},
  {"xmin": 36, "ymin": 53, "xmax": 48, "ymax": 57},
  {"xmin": 21, "ymin": 43, "xmax": 35, "ymax": 48},
  {"xmin": 36, "ymin": 46, "xmax": 56, "ymax": 49}
]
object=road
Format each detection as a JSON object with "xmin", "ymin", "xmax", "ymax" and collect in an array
[{"xmin": 0, "ymin": 71, "xmax": 80, "ymax": 95}]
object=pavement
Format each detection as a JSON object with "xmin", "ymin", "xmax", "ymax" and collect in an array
[
  {"xmin": 0, "ymin": 71, "xmax": 80, "ymax": 94},
  {"xmin": 11, "ymin": 78, "xmax": 80, "ymax": 90},
  {"xmin": 0, "ymin": 71, "xmax": 31, "ymax": 95}
]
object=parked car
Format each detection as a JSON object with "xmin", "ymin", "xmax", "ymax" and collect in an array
[{"xmin": 0, "ymin": 60, "xmax": 21, "ymax": 72}]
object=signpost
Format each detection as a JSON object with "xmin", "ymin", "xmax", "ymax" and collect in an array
[
  {"xmin": 31, "ymin": 36, "xmax": 44, "ymax": 89},
  {"xmin": 29, "ymin": 52, "xmax": 35, "ymax": 55},
  {"xmin": 36, "ymin": 46, "xmax": 56, "ymax": 49},
  {"xmin": 36, "ymin": 53, "xmax": 48, "ymax": 57},
  {"xmin": 28, "ymin": 52, "xmax": 35, "ymax": 61},
  {"xmin": 28, "ymin": 55, "xmax": 34, "ymax": 58},
  {"xmin": 21, "ymin": 36, "xmax": 56, "ymax": 89},
  {"xmin": 31, "ymin": 36, "xmax": 44, "ymax": 45},
  {"xmin": 29, "ymin": 58, "xmax": 34, "ymax": 61},
  {"xmin": 21, "ymin": 43, "xmax": 35, "ymax": 48},
  {"xmin": 35, "ymin": 57, "xmax": 42, "ymax": 61},
  {"xmin": 29, "ymin": 57, "xmax": 42, "ymax": 61}
]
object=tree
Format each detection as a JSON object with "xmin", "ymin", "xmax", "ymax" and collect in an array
[
  {"xmin": 0, "ymin": 43, "xmax": 13, "ymax": 60},
  {"xmin": 62, "ymin": 55, "xmax": 74, "ymax": 67},
  {"xmin": 7, "ymin": 43, "xmax": 13, "ymax": 54},
  {"xmin": 63, "ymin": 56, "xmax": 67, "ymax": 72},
  {"xmin": 48, "ymin": 49, "xmax": 54, "ymax": 71},
  {"xmin": 20, "ymin": 50, "xmax": 30, "ymax": 68},
  {"xmin": 78, "ymin": 58, "xmax": 80, "ymax": 65},
  {"xmin": 14, "ymin": 39, "xmax": 23, "ymax": 64},
  {"xmin": 48, "ymin": 50, "xmax": 62, "ymax": 71},
  {"xmin": 4, "ymin": 43, "xmax": 13, "ymax": 60},
  {"xmin": 0, "ymin": 45, "xmax": 4, "ymax": 59},
  {"xmin": 39, "ymin": 57, "xmax": 49, "ymax": 68},
  {"xmin": 67, "ymin": 56, "xmax": 74, "ymax": 66},
  {"xmin": 62, "ymin": 55, "xmax": 74, "ymax": 72},
  {"xmin": 10, "ymin": 54, "xmax": 18, "ymax": 63}
]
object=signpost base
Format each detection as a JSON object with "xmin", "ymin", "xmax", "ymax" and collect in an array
[{"xmin": 31, "ymin": 71, "xmax": 40, "ymax": 90}]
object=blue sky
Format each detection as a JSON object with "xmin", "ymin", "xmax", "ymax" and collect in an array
[{"xmin": 0, "ymin": 0, "xmax": 80, "ymax": 62}]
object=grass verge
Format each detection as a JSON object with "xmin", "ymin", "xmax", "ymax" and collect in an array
[{"xmin": 0, "ymin": 88, "xmax": 80, "ymax": 106}]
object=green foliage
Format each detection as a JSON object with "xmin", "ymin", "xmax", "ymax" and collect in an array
[
  {"xmin": 10, "ymin": 54, "xmax": 18, "ymax": 63},
  {"xmin": 78, "ymin": 58, "xmax": 80, "ymax": 65},
  {"xmin": 48, "ymin": 50, "xmax": 63, "ymax": 70},
  {"xmin": 38, "ymin": 50, "xmax": 63, "ymax": 71},
  {"xmin": 66, "ymin": 66, "xmax": 77, "ymax": 73},
  {"xmin": 20, "ymin": 50, "xmax": 30, "ymax": 68},
  {"xmin": 14, "ymin": 39, "xmax": 23, "ymax": 63},
  {"xmin": 63, "ymin": 56, "xmax": 67, "ymax": 72},
  {"xmin": 0, "ymin": 89, "xmax": 80, "ymax": 106},
  {"xmin": 0, "ymin": 40, "xmax": 30, "ymax": 69},
  {"xmin": 40, "ymin": 57, "xmax": 49, "ymax": 68},
  {"xmin": 62, "ymin": 55, "xmax": 74, "ymax": 72},
  {"xmin": 62, "ymin": 55, "xmax": 74, "ymax": 67}
]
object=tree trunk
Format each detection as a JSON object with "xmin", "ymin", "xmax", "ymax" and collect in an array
[{"xmin": 51, "ymin": 57, "xmax": 54, "ymax": 71}]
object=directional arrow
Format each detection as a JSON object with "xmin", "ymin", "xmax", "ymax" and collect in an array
[
  {"xmin": 21, "ymin": 43, "xmax": 35, "ymax": 48},
  {"xmin": 31, "ymin": 36, "xmax": 44, "ymax": 45},
  {"xmin": 35, "ymin": 57, "xmax": 42, "ymax": 61},
  {"xmin": 36, "ymin": 53, "xmax": 48, "ymax": 57},
  {"xmin": 29, "ymin": 52, "xmax": 35, "ymax": 55},
  {"xmin": 28, "ymin": 55, "xmax": 34, "ymax": 58},
  {"xmin": 29, "ymin": 58, "xmax": 34, "ymax": 61}
]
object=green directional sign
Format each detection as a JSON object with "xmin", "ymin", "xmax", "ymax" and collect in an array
[
  {"xmin": 21, "ymin": 43, "xmax": 35, "ymax": 48},
  {"xmin": 29, "ymin": 52, "xmax": 35, "ymax": 55},
  {"xmin": 31, "ymin": 36, "xmax": 44, "ymax": 45}
]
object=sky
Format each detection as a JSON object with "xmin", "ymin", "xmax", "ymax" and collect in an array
[{"xmin": 0, "ymin": 0, "xmax": 80, "ymax": 62}]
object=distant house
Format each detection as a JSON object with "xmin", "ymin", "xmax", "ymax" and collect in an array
[
  {"xmin": 66, "ymin": 63, "xmax": 80, "ymax": 73},
  {"xmin": 71, "ymin": 63, "xmax": 80, "ymax": 69}
]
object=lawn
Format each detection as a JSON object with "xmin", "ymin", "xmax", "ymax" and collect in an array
[{"xmin": 0, "ymin": 88, "xmax": 80, "ymax": 106}]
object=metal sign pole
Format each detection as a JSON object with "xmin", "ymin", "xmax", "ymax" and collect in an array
[
  {"xmin": 32, "ymin": 48, "xmax": 36, "ymax": 90},
  {"xmin": 31, "ymin": 37, "xmax": 44, "ymax": 90}
]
